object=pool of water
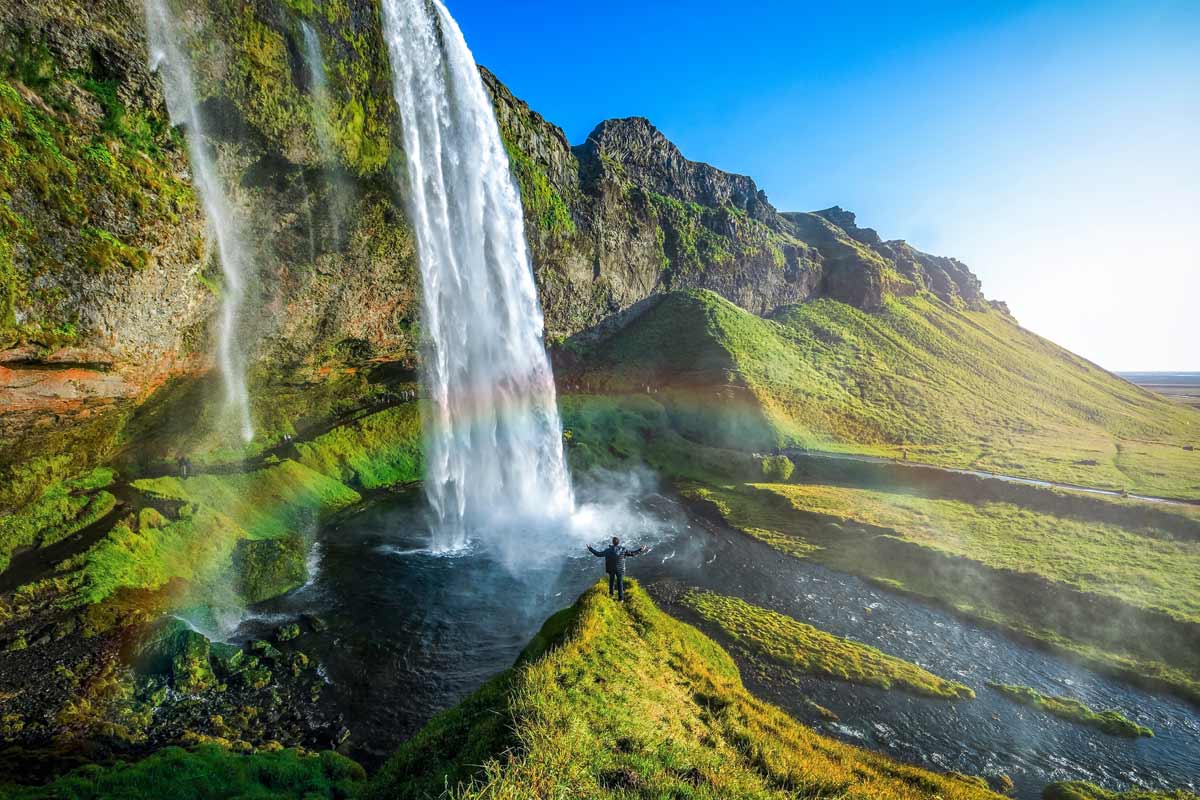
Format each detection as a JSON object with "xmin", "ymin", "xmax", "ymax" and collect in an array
[{"xmin": 233, "ymin": 484, "xmax": 1200, "ymax": 796}]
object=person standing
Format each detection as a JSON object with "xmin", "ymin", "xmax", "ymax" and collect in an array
[{"xmin": 586, "ymin": 536, "xmax": 649, "ymax": 602}]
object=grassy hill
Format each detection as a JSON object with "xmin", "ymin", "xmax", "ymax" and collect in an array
[
  {"xmin": 365, "ymin": 581, "xmax": 1001, "ymax": 800},
  {"xmin": 575, "ymin": 290, "xmax": 1200, "ymax": 499}
]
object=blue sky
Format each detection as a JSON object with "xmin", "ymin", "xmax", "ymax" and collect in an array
[{"xmin": 446, "ymin": 0, "xmax": 1199, "ymax": 371}]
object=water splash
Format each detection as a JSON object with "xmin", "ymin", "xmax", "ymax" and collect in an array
[
  {"xmin": 379, "ymin": 0, "xmax": 574, "ymax": 551},
  {"xmin": 144, "ymin": 0, "xmax": 254, "ymax": 443}
]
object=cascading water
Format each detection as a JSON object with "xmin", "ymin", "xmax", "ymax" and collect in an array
[
  {"xmin": 299, "ymin": 22, "xmax": 347, "ymax": 249},
  {"xmin": 300, "ymin": 23, "xmax": 336, "ymax": 164},
  {"xmin": 379, "ymin": 0, "xmax": 574, "ymax": 551},
  {"xmin": 144, "ymin": 0, "xmax": 255, "ymax": 443}
]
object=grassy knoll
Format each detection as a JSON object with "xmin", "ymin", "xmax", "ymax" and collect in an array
[
  {"xmin": 756, "ymin": 483, "xmax": 1200, "ymax": 625},
  {"xmin": 365, "ymin": 581, "xmax": 1000, "ymax": 800},
  {"xmin": 986, "ymin": 683, "xmax": 1152, "ymax": 738},
  {"xmin": 578, "ymin": 290, "xmax": 1200, "ymax": 499},
  {"xmin": 681, "ymin": 590, "xmax": 974, "ymax": 699},
  {"xmin": 1044, "ymin": 782, "xmax": 1198, "ymax": 800},
  {"xmin": 2, "ymin": 744, "xmax": 365, "ymax": 799},
  {"xmin": 682, "ymin": 482, "xmax": 1200, "ymax": 702}
]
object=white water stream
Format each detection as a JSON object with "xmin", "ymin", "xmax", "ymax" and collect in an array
[
  {"xmin": 379, "ymin": 0, "xmax": 574, "ymax": 551},
  {"xmin": 144, "ymin": 0, "xmax": 255, "ymax": 443}
]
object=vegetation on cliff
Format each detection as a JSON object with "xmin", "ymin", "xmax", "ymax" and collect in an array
[
  {"xmin": 365, "ymin": 581, "xmax": 1000, "ymax": 800},
  {"xmin": 680, "ymin": 590, "xmax": 974, "ymax": 699}
]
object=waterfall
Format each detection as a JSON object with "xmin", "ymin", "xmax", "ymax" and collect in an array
[
  {"xmin": 144, "ymin": 0, "xmax": 255, "ymax": 443},
  {"xmin": 300, "ymin": 22, "xmax": 338, "ymax": 169},
  {"xmin": 299, "ymin": 22, "xmax": 344, "ymax": 248},
  {"xmin": 379, "ymin": 0, "xmax": 574, "ymax": 551}
]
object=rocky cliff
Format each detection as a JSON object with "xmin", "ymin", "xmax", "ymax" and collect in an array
[{"xmin": 0, "ymin": 0, "xmax": 994, "ymax": 508}]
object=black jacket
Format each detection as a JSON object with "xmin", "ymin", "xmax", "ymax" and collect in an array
[{"xmin": 588, "ymin": 544, "xmax": 646, "ymax": 575}]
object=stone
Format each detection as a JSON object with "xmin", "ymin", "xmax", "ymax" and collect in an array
[
  {"xmin": 275, "ymin": 623, "xmax": 301, "ymax": 643},
  {"xmin": 171, "ymin": 630, "xmax": 217, "ymax": 695}
]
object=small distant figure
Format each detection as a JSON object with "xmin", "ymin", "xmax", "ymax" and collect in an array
[
  {"xmin": 176, "ymin": 455, "xmax": 192, "ymax": 479},
  {"xmin": 587, "ymin": 536, "xmax": 649, "ymax": 602}
]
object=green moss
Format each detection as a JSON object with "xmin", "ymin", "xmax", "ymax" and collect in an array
[
  {"xmin": 225, "ymin": 7, "xmax": 311, "ymax": 147},
  {"xmin": 987, "ymin": 683, "xmax": 1152, "ymax": 738},
  {"xmin": 682, "ymin": 590, "xmax": 974, "ymax": 699},
  {"xmin": 294, "ymin": 403, "xmax": 423, "ymax": 489},
  {"xmin": 134, "ymin": 460, "xmax": 360, "ymax": 543},
  {"xmin": 366, "ymin": 581, "xmax": 999, "ymax": 800},
  {"xmin": 759, "ymin": 455, "xmax": 794, "ymax": 482},
  {"xmin": 2, "ymin": 744, "xmax": 364, "ymax": 799},
  {"xmin": 1044, "ymin": 782, "xmax": 1197, "ymax": 800},
  {"xmin": 559, "ymin": 394, "xmax": 757, "ymax": 482},
  {"xmin": 502, "ymin": 134, "xmax": 575, "ymax": 237},
  {"xmin": 0, "ymin": 54, "xmax": 193, "ymax": 348},
  {"xmin": 0, "ymin": 467, "xmax": 117, "ymax": 572},
  {"xmin": 80, "ymin": 226, "xmax": 149, "ymax": 273}
]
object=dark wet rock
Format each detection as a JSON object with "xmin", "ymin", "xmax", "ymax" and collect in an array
[{"xmin": 301, "ymin": 613, "xmax": 328, "ymax": 633}]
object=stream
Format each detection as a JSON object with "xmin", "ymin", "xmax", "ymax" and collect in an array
[{"xmin": 233, "ymin": 484, "xmax": 1200, "ymax": 798}]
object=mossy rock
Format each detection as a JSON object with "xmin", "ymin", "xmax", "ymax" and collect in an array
[
  {"xmin": 232, "ymin": 533, "xmax": 308, "ymax": 605},
  {"xmin": 275, "ymin": 623, "xmax": 301, "ymax": 643},
  {"xmin": 171, "ymin": 630, "xmax": 218, "ymax": 695}
]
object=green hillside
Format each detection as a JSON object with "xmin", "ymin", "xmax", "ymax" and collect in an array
[
  {"xmin": 366, "ymin": 581, "xmax": 1001, "ymax": 800},
  {"xmin": 578, "ymin": 290, "xmax": 1200, "ymax": 499}
]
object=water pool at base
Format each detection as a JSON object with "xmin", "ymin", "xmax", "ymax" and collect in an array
[{"xmin": 234, "ymin": 488, "xmax": 1200, "ymax": 798}]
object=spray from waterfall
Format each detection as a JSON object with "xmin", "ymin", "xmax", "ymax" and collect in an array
[
  {"xmin": 144, "ymin": 0, "xmax": 255, "ymax": 443},
  {"xmin": 379, "ymin": 0, "xmax": 574, "ymax": 551}
]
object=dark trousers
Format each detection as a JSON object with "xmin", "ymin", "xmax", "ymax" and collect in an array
[{"xmin": 608, "ymin": 572, "xmax": 625, "ymax": 600}]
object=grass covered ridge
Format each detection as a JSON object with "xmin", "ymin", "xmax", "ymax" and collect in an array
[
  {"xmin": 578, "ymin": 290, "xmax": 1200, "ymax": 499},
  {"xmin": 987, "ymin": 683, "xmax": 1153, "ymax": 738},
  {"xmin": 366, "ymin": 581, "xmax": 1001, "ymax": 800},
  {"xmin": 2, "ymin": 744, "xmax": 365, "ymax": 799},
  {"xmin": 682, "ymin": 590, "xmax": 974, "ymax": 699},
  {"xmin": 756, "ymin": 483, "xmax": 1200, "ymax": 626}
]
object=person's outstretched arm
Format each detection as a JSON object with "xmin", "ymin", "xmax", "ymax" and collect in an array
[
  {"xmin": 630, "ymin": 546, "xmax": 649, "ymax": 557},
  {"xmin": 587, "ymin": 545, "xmax": 603, "ymax": 557}
]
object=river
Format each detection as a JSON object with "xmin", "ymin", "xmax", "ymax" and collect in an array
[{"xmin": 232, "ymin": 484, "xmax": 1200, "ymax": 798}]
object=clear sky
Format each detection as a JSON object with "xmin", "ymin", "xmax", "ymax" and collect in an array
[{"xmin": 445, "ymin": 0, "xmax": 1199, "ymax": 371}]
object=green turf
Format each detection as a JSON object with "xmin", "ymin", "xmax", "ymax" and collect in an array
[
  {"xmin": 755, "ymin": 483, "xmax": 1200, "ymax": 625},
  {"xmin": 2, "ymin": 744, "xmax": 364, "ymax": 799},
  {"xmin": 1044, "ymin": 781, "xmax": 1198, "ymax": 800},
  {"xmin": 987, "ymin": 683, "xmax": 1152, "ymax": 738},
  {"xmin": 365, "ymin": 580, "xmax": 1002, "ymax": 800},
  {"xmin": 681, "ymin": 590, "xmax": 974, "ymax": 699},
  {"xmin": 682, "ymin": 481, "xmax": 1200, "ymax": 702},
  {"xmin": 579, "ymin": 290, "xmax": 1200, "ymax": 499}
]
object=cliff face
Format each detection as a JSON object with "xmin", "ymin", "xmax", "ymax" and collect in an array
[{"xmin": 0, "ymin": 0, "xmax": 994, "ymax": 505}]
